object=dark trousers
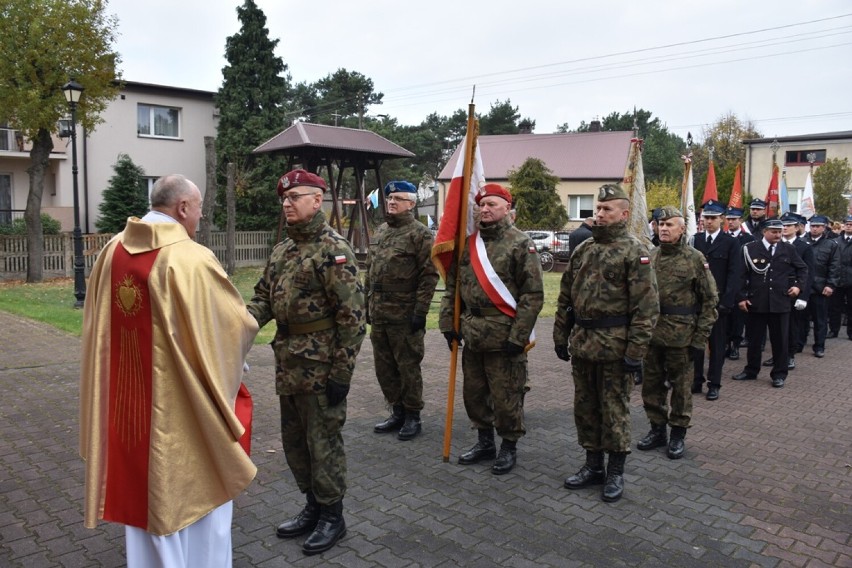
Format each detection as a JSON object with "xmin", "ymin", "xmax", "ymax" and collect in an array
[
  {"xmin": 790, "ymin": 309, "xmax": 809, "ymax": 352},
  {"xmin": 727, "ymin": 308, "xmax": 747, "ymax": 347},
  {"xmin": 829, "ymin": 286, "xmax": 852, "ymax": 337},
  {"xmin": 745, "ymin": 312, "xmax": 790, "ymax": 380},
  {"xmin": 807, "ymin": 294, "xmax": 829, "ymax": 351},
  {"xmin": 694, "ymin": 313, "xmax": 728, "ymax": 387}
]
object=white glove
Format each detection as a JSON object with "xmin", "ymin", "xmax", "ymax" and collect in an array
[
  {"xmin": 243, "ymin": 361, "xmax": 250, "ymax": 373},
  {"xmin": 794, "ymin": 299, "xmax": 807, "ymax": 311}
]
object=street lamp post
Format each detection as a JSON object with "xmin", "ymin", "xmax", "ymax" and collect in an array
[{"xmin": 62, "ymin": 79, "xmax": 86, "ymax": 308}]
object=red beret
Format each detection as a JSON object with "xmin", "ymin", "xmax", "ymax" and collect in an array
[
  {"xmin": 475, "ymin": 183, "xmax": 512, "ymax": 206},
  {"xmin": 277, "ymin": 169, "xmax": 327, "ymax": 196}
]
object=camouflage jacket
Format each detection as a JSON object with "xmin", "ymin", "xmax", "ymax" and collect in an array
[
  {"xmin": 247, "ymin": 211, "xmax": 366, "ymax": 395},
  {"xmin": 366, "ymin": 211, "xmax": 439, "ymax": 324},
  {"xmin": 439, "ymin": 216, "xmax": 544, "ymax": 351},
  {"xmin": 650, "ymin": 237, "xmax": 718, "ymax": 349},
  {"xmin": 553, "ymin": 221, "xmax": 659, "ymax": 362}
]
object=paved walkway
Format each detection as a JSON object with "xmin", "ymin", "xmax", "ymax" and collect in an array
[{"xmin": 0, "ymin": 310, "xmax": 850, "ymax": 567}]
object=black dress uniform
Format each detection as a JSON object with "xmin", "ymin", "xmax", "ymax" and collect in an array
[
  {"xmin": 734, "ymin": 225, "xmax": 809, "ymax": 388},
  {"xmin": 744, "ymin": 198, "xmax": 768, "ymax": 239},
  {"xmin": 780, "ymin": 216, "xmax": 814, "ymax": 356},
  {"xmin": 829, "ymin": 220, "xmax": 852, "ymax": 339},
  {"xmin": 801, "ymin": 216, "xmax": 841, "ymax": 356},
  {"xmin": 692, "ymin": 200, "xmax": 742, "ymax": 400},
  {"xmin": 725, "ymin": 212, "xmax": 755, "ymax": 358}
]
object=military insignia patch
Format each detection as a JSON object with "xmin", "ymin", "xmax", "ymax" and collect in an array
[
  {"xmin": 640, "ymin": 256, "xmax": 650, "ymax": 264},
  {"xmin": 703, "ymin": 263, "xmax": 710, "ymax": 269},
  {"xmin": 333, "ymin": 254, "xmax": 347, "ymax": 264},
  {"xmin": 528, "ymin": 246, "xmax": 537, "ymax": 253},
  {"xmin": 281, "ymin": 176, "xmax": 291, "ymax": 189}
]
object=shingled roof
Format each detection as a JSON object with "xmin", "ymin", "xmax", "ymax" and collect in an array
[
  {"xmin": 253, "ymin": 122, "xmax": 414, "ymax": 159},
  {"xmin": 438, "ymin": 131, "xmax": 634, "ymax": 180}
]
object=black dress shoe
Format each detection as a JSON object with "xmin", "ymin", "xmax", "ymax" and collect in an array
[
  {"xmin": 732, "ymin": 372, "xmax": 757, "ymax": 381},
  {"xmin": 787, "ymin": 357, "xmax": 795, "ymax": 370},
  {"xmin": 762, "ymin": 357, "xmax": 774, "ymax": 367},
  {"xmin": 706, "ymin": 385, "xmax": 720, "ymax": 401},
  {"xmin": 728, "ymin": 348, "xmax": 739, "ymax": 361},
  {"xmin": 814, "ymin": 349, "xmax": 825, "ymax": 358},
  {"xmin": 771, "ymin": 377, "xmax": 785, "ymax": 388}
]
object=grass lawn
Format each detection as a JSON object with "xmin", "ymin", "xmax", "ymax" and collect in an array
[{"xmin": 0, "ymin": 268, "xmax": 563, "ymax": 343}]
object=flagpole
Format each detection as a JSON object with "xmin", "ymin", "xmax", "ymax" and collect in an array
[{"xmin": 442, "ymin": 102, "xmax": 478, "ymax": 462}]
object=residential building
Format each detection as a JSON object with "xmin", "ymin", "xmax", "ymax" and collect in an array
[
  {"xmin": 0, "ymin": 81, "xmax": 218, "ymax": 231},
  {"xmin": 742, "ymin": 131, "xmax": 852, "ymax": 214},
  {"xmin": 436, "ymin": 131, "xmax": 634, "ymax": 229}
]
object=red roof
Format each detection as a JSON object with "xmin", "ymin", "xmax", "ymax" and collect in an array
[
  {"xmin": 438, "ymin": 131, "xmax": 633, "ymax": 180},
  {"xmin": 253, "ymin": 122, "xmax": 414, "ymax": 159}
]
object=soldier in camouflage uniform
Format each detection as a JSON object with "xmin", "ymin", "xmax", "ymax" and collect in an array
[
  {"xmin": 246, "ymin": 169, "xmax": 366, "ymax": 556},
  {"xmin": 553, "ymin": 183, "xmax": 659, "ymax": 503},
  {"xmin": 439, "ymin": 183, "xmax": 543, "ymax": 475},
  {"xmin": 637, "ymin": 206, "xmax": 717, "ymax": 460},
  {"xmin": 366, "ymin": 180, "xmax": 439, "ymax": 441}
]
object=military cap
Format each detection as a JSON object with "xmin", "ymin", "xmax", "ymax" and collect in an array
[
  {"xmin": 725, "ymin": 206, "xmax": 744, "ymax": 218},
  {"xmin": 780, "ymin": 212, "xmax": 798, "ymax": 226},
  {"xmin": 845, "ymin": 215, "xmax": 852, "ymax": 223},
  {"xmin": 762, "ymin": 218, "xmax": 783, "ymax": 230},
  {"xmin": 475, "ymin": 183, "xmax": 512, "ymax": 205},
  {"xmin": 701, "ymin": 199, "xmax": 725, "ymax": 216},
  {"xmin": 649, "ymin": 207, "xmax": 663, "ymax": 222},
  {"xmin": 657, "ymin": 206, "xmax": 684, "ymax": 221},
  {"xmin": 277, "ymin": 169, "xmax": 327, "ymax": 195},
  {"xmin": 384, "ymin": 180, "xmax": 417, "ymax": 197},
  {"xmin": 749, "ymin": 198, "xmax": 767, "ymax": 209},
  {"xmin": 796, "ymin": 213, "xmax": 808, "ymax": 225},
  {"xmin": 597, "ymin": 183, "xmax": 629, "ymax": 202},
  {"xmin": 809, "ymin": 214, "xmax": 829, "ymax": 225}
]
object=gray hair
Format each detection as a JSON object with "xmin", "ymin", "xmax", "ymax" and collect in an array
[{"xmin": 150, "ymin": 174, "xmax": 195, "ymax": 208}]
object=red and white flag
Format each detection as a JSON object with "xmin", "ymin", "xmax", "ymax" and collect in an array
[{"xmin": 431, "ymin": 134, "xmax": 485, "ymax": 279}]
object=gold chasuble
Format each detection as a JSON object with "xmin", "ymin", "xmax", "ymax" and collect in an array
[{"xmin": 80, "ymin": 218, "xmax": 259, "ymax": 536}]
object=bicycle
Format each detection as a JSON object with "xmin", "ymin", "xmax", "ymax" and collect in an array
[{"xmin": 539, "ymin": 250, "xmax": 555, "ymax": 272}]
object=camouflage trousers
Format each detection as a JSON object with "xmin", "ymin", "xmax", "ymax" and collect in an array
[
  {"xmin": 571, "ymin": 357, "xmax": 632, "ymax": 453},
  {"xmin": 461, "ymin": 348, "xmax": 527, "ymax": 441},
  {"xmin": 279, "ymin": 394, "xmax": 347, "ymax": 505},
  {"xmin": 370, "ymin": 323, "xmax": 425, "ymax": 412},
  {"xmin": 642, "ymin": 344, "xmax": 693, "ymax": 429}
]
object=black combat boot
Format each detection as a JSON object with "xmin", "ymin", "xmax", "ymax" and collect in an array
[
  {"xmin": 397, "ymin": 411, "xmax": 422, "ymax": 441},
  {"xmin": 374, "ymin": 404, "xmax": 404, "ymax": 433},
  {"xmin": 636, "ymin": 423, "xmax": 667, "ymax": 451},
  {"xmin": 276, "ymin": 492, "xmax": 320, "ymax": 538},
  {"xmin": 491, "ymin": 439, "xmax": 517, "ymax": 475},
  {"xmin": 458, "ymin": 429, "xmax": 496, "ymax": 464},
  {"xmin": 564, "ymin": 450, "xmax": 605, "ymax": 489},
  {"xmin": 602, "ymin": 452, "xmax": 627, "ymax": 502},
  {"xmin": 302, "ymin": 500, "xmax": 346, "ymax": 555},
  {"xmin": 668, "ymin": 426, "xmax": 687, "ymax": 459}
]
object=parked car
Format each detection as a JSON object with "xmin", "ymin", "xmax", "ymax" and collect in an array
[
  {"xmin": 552, "ymin": 231, "xmax": 571, "ymax": 261},
  {"xmin": 525, "ymin": 230, "xmax": 554, "ymax": 252}
]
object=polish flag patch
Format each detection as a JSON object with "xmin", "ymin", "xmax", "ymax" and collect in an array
[
  {"xmin": 333, "ymin": 254, "xmax": 347, "ymax": 264},
  {"xmin": 640, "ymin": 256, "xmax": 650, "ymax": 264},
  {"xmin": 704, "ymin": 262, "xmax": 710, "ymax": 269},
  {"xmin": 528, "ymin": 246, "xmax": 537, "ymax": 253}
]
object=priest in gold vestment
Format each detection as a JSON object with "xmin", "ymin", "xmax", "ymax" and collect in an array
[{"xmin": 80, "ymin": 175, "xmax": 259, "ymax": 567}]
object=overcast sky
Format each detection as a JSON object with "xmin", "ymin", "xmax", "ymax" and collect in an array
[{"xmin": 109, "ymin": 0, "xmax": 852, "ymax": 141}]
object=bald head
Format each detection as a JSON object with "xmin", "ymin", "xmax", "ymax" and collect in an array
[{"xmin": 150, "ymin": 174, "xmax": 203, "ymax": 238}]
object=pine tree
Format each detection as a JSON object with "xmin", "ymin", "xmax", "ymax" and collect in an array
[
  {"xmin": 95, "ymin": 154, "xmax": 148, "ymax": 233},
  {"xmin": 215, "ymin": 0, "xmax": 291, "ymax": 230},
  {"xmin": 509, "ymin": 158, "xmax": 569, "ymax": 230}
]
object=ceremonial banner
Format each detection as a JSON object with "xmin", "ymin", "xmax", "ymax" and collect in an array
[
  {"xmin": 765, "ymin": 164, "xmax": 780, "ymax": 217},
  {"xmin": 729, "ymin": 163, "xmax": 743, "ymax": 209},
  {"xmin": 622, "ymin": 138, "xmax": 652, "ymax": 242},
  {"xmin": 800, "ymin": 170, "xmax": 816, "ymax": 220},
  {"xmin": 702, "ymin": 159, "xmax": 718, "ymax": 204},
  {"xmin": 681, "ymin": 155, "xmax": 697, "ymax": 238},
  {"xmin": 779, "ymin": 169, "xmax": 790, "ymax": 214}
]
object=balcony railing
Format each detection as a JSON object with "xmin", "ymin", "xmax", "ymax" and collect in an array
[
  {"xmin": 0, "ymin": 128, "xmax": 23, "ymax": 152},
  {"xmin": 0, "ymin": 209, "xmax": 25, "ymax": 225}
]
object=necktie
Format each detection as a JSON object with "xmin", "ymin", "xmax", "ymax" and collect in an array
[
  {"xmin": 769, "ymin": 244, "xmax": 775, "ymax": 256},
  {"xmin": 706, "ymin": 234, "xmax": 712, "ymax": 245}
]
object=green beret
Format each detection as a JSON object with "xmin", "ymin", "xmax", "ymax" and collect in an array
[
  {"xmin": 597, "ymin": 183, "xmax": 629, "ymax": 202},
  {"xmin": 657, "ymin": 206, "xmax": 684, "ymax": 220}
]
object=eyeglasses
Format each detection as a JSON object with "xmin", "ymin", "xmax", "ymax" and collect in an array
[
  {"xmin": 385, "ymin": 195, "xmax": 413, "ymax": 203},
  {"xmin": 280, "ymin": 192, "xmax": 316, "ymax": 204}
]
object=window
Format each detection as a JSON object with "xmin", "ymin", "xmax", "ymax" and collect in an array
[
  {"xmin": 568, "ymin": 195, "xmax": 594, "ymax": 220},
  {"xmin": 142, "ymin": 177, "xmax": 159, "ymax": 202},
  {"xmin": 785, "ymin": 149, "xmax": 826, "ymax": 166},
  {"xmin": 786, "ymin": 188, "xmax": 801, "ymax": 213},
  {"xmin": 137, "ymin": 104, "xmax": 180, "ymax": 138},
  {"xmin": 0, "ymin": 125, "xmax": 14, "ymax": 151},
  {"xmin": 0, "ymin": 174, "xmax": 12, "ymax": 224}
]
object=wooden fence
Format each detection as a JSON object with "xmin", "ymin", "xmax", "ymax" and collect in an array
[{"xmin": 0, "ymin": 231, "xmax": 274, "ymax": 279}]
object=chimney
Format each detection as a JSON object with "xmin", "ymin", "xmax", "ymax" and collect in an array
[{"xmin": 589, "ymin": 118, "xmax": 602, "ymax": 132}]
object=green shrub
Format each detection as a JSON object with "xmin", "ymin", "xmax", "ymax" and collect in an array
[{"xmin": 0, "ymin": 213, "xmax": 62, "ymax": 235}]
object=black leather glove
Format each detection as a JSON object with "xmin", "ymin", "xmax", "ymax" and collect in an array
[
  {"xmin": 623, "ymin": 356, "xmax": 643, "ymax": 374},
  {"xmin": 410, "ymin": 314, "xmax": 427, "ymax": 332},
  {"xmin": 325, "ymin": 379, "xmax": 350, "ymax": 407},
  {"xmin": 554, "ymin": 344, "xmax": 571, "ymax": 362},
  {"xmin": 503, "ymin": 340, "xmax": 525, "ymax": 356},
  {"xmin": 443, "ymin": 330, "xmax": 462, "ymax": 351}
]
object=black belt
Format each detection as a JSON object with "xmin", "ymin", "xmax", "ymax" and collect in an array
[
  {"xmin": 372, "ymin": 282, "xmax": 417, "ymax": 293},
  {"xmin": 576, "ymin": 315, "xmax": 629, "ymax": 329},
  {"xmin": 466, "ymin": 306, "xmax": 504, "ymax": 317},
  {"xmin": 276, "ymin": 317, "xmax": 335, "ymax": 336},
  {"xmin": 659, "ymin": 304, "xmax": 699, "ymax": 316}
]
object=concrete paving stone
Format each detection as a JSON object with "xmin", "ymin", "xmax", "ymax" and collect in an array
[
  {"xmin": 761, "ymin": 543, "xmax": 812, "ymax": 566},
  {"xmin": 790, "ymin": 540, "xmax": 840, "ymax": 565}
]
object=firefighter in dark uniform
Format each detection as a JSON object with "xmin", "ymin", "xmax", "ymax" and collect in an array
[
  {"xmin": 732, "ymin": 219, "xmax": 808, "ymax": 388},
  {"xmin": 744, "ymin": 198, "xmax": 768, "ymax": 238},
  {"xmin": 691, "ymin": 200, "xmax": 741, "ymax": 401},
  {"xmin": 801, "ymin": 215, "xmax": 840, "ymax": 358},
  {"xmin": 828, "ymin": 215, "xmax": 852, "ymax": 339},
  {"xmin": 724, "ymin": 206, "xmax": 754, "ymax": 360}
]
